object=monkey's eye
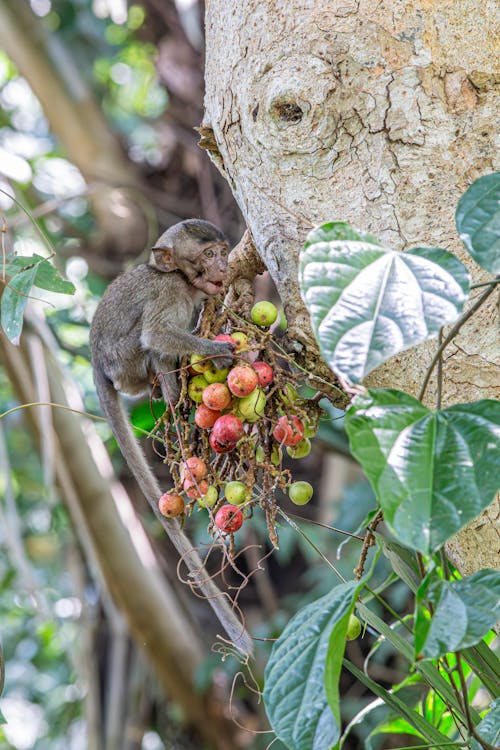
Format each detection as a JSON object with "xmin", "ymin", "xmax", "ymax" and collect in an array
[
  {"xmin": 204, "ymin": 248, "xmax": 214, "ymax": 258},
  {"xmin": 221, "ymin": 247, "xmax": 228, "ymax": 256}
]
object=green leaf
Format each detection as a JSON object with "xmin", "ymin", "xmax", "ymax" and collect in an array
[
  {"xmin": 345, "ymin": 390, "xmax": 500, "ymax": 553},
  {"xmin": 456, "ymin": 172, "xmax": 500, "ymax": 274},
  {"xmin": 0, "ymin": 265, "xmax": 38, "ymax": 344},
  {"xmin": 299, "ymin": 222, "xmax": 469, "ymax": 383},
  {"xmin": 417, "ymin": 570, "xmax": 500, "ymax": 658},
  {"xmin": 5, "ymin": 254, "xmax": 75, "ymax": 294},
  {"xmin": 376, "ymin": 534, "xmax": 422, "ymax": 593},
  {"xmin": 471, "ymin": 697, "xmax": 500, "ymax": 750},
  {"xmin": 263, "ymin": 580, "xmax": 359, "ymax": 750}
]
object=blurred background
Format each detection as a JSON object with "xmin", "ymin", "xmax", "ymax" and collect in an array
[{"xmin": 0, "ymin": 2, "xmax": 413, "ymax": 748}]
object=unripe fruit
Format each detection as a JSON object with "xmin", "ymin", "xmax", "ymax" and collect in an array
[
  {"xmin": 188, "ymin": 374, "xmax": 209, "ymax": 403},
  {"xmin": 190, "ymin": 353, "xmax": 210, "ymax": 373},
  {"xmin": 253, "ymin": 361, "xmax": 274, "ymax": 387},
  {"xmin": 212, "ymin": 414, "xmax": 244, "ymax": 445},
  {"xmin": 194, "ymin": 403, "xmax": 221, "ymax": 429},
  {"xmin": 202, "ymin": 383, "xmax": 232, "ymax": 410},
  {"xmin": 227, "ymin": 365, "xmax": 258, "ymax": 397},
  {"xmin": 237, "ymin": 388, "xmax": 266, "ymax": 422},
  {"xmin": 180, "ymin": 456, "xmax": 208, "ymax": 482},
  {"xmin": 255, "ymin": 444, "xmax": 282, "ymax": 466},
  {"xmin": 279, "ymin": 384, "xmax": 300, "ymax": 405},
  {"xmin": 251, "ymin": 301, "xmax": 278, "ymax": 327},
  {"xmin": 209, "ymin": 432, "xmax": 235, "ymax": 453},
  {"xmin": 303, "ymin": 420, "xmax": 318, "ymax": 439},
  {"xmin": 159, "ymin": 493, "xmax": 185, "ymax": 517},
  {"xmin": 183, "ymin": 477, "xmax": 209, "ymax": 499},
  {"xmin": 215, "ymin": 504, "xmax": 244, "ymax": 533},
  {"xmin": 346, "ymin": 614, "xmax": 362, "ymax": 641},
  {"xmin": 214, "ymin": 333, "xmax": 237, "ymax": 346},
  {"xmin": 288, "ymin": 481, "xmax": 313, "ymax": 505},
  {"xmin": 286, "ymin": 438, "xmax": 311, "ymax": 459},
  {"xmin": 230, "ymin": 331, "xmax": 248, "ymax": 351},
  {"xmin": 273, "ymin": 415, "xmax": 305, "ymax": 447},
  {"xmin": 224, "ymin": 481, "xmax": 248, "ymax": 505},
  {"xmin": 198, "ymin": 485, "xmax": 218, "ymax": 508},
  {"xmin": 204, "ymin": 363, "xmax": 229, "ymax": 384}
]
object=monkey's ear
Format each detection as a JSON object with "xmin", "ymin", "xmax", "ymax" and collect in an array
[{"xmin": 149, "ymin": 246, "xmax": 177, "ymax": 273}]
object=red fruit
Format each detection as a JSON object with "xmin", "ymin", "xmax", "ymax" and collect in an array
[
  {"xmin": 253, "ymin": 361, "xmax": 274, "ymax": 387},
  {"xmin": 227, "ymin": 366, "xmax": 258, "ymax": 397},
  {"xmin": 212, "ymin": 414, "xmax": 244, "ymax": 445},
  {"xmin": 158, "ymin": 493, "xmax": 185, "ymax": 518},
  {"xmin": 215, "ymin": 504, "xmax": 244, "ymax": 533},
  {"xmin": 273, "ymin": 415, "xmax": 305, "ymax": 447},
  {"xmin": 214, "ymin": 333, "xmax": 237, "ymax": 346},
  {"xmin": 183, "ymin": 477, "xmax": 209, "ymax": 499},
  {"xmin": 195, "ymin": 403, "xmax": 221, "ymax": 429},
  {"xmin": 202, "ymin": 383, "xmax": 232, "ymax": 410},
  {"xmin": 209, "ymin": 432, "xmax": 236, "ymax": 454},
  {"xmin": 180, "ymin": 456, "xmax": 207, "ymax": 483}
]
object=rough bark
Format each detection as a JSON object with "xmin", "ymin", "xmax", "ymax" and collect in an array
[{"xmin": 204, "ymin": 0, "xmax": 500, "ymax": 572}]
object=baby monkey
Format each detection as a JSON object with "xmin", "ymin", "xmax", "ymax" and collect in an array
[{"xmin": 90, "ymin": 220, "xmax": 252, "ymax": 655}]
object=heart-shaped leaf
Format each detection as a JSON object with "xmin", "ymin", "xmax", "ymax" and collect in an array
[
  {"xmin": 299, "ymin": 223, "xmax": 470, "ymax": 383},
  {"xmin": 345, "ymin": 390, "xmax": 500, "ymax": 553},
  {"xmin": 456, "ymin": 172, "xmax": 500, "ymax": 274},
  {"xmin": 263, "ymin": 580, "xmax": 359, "ymax": 750},
  {"xmin": 1, "ymin": 265, "xmax": 38, "ymax": 344},
  {"xmin": 416, "ymin": 570, "xmax": 500, "ymax": 658}
]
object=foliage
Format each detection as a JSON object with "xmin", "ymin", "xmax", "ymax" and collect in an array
[{"xmin": 265, "ymin": 173, "xmax": 500, "ymax": 750}]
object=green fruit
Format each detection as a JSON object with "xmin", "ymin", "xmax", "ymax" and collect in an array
[
  {"xmin": 188, "ymin": 374, "xmax": 209, "ymax": 403},
  {"xmin": 346, "ymin": 614, "xmax": 362, "ymax": 641},
  {"xmin": 288, "ymin": 480, "xmax": 313, "ymax": 505},
  {"xmin": 204, "ymin": 364, "xmax": 229, "ymax": 383},
  {"xmin": 198, "ymin": 485, "xmax": 218, "ymax": 508},
  {"xmin": 255, "ymin": 445, "xmax": 265, "ymax": 463},
  {"xmin": 286, "ymin": 438, "xmax": 311, "ymax": 459},
  {"xmin": 224, "ymin": 481, "xmax": 248, "ymax": 505},
  {"xmin": 251, "ymin": 301, "xmax": 278, "ymax": 327},
  {"xmin": 190, "ymin": 353, "xmax": 210, "ymax": 373},
  {"xmin": 303, "ymin": 420, "xmax": 318, "ymax": 438},
  {"xmin": 237, "ymin": 388, "xmax": 266, "ymax": 422},
  {"xmin": 279, "ymin": 384, "xmax": 299, "ymax": 405},
  {"xmin": 255, "ymin": 445, "xmax": 282, "ymax": 465}
]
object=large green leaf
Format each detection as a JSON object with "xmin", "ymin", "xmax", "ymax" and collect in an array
[
  {"xmin": 471, "ymin": 697, "xmax": 500, "ymax": 750},
  {"xmin": 263, "ymin": 580, "xmax": 359, "ymax": 750},
  {"xmin": 416, "ymin": 570, "xmax": 500, "ymax": 659},
  {"xmin": 5, "ymin": 254, "xmax": 75, "ymax": 294},
  {"xmin": 345, "ymin": 390, "xmax": 500, "ymax": 553},
  {"xmin": 456, "ymin": 172, "xmax": 500, "ymax": 274},
  {"xmin": 299, "ymin": 222, "xmax": 469, "ymax": 383},
  {"xmin": 0, "ymin": 265, "xmax": 38, "ymax": 344}
]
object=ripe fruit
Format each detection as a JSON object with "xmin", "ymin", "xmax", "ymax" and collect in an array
[
  {"xmin": 194, "ymin": 403, "xmax": 221, "ymax": 429},
  {"xmin": 224, "ymin": 481, "xmax": 248, "ymax": 505},
  {"xmin": 236, "ymin": 388, "xmax": 266, "ymax": 422},
  {"xmin": 253, "ymin": 361, "xmax": 274, "ymax": 387},
  {"xmin": 190, "ymin": 353, "xmax": 210, "ymax": 373},
  {"xmin": 230, "ymin": 331, "xmax": 248, "ymax": 351},
  {"xmin": 286, "ymin": 438, "xmax": 311, "ymax": 459},
  {"xmin": 212, "ymin": 414, "xmax": 244, "ymax": 445},
  {"xmin": 180, "ymin": 456, "xmax": 207, "ymax": 482},
  {"xmin": 198, "ymin": 485, "xmax": 218, "ymax": 508},
  {"xmin": 209, "ymin": 432, "xmax": 235, "ymax": 453},
  {"xmin": 288, "ymin": 481, "xmax": 313, "ymax": 505},
  {"xmin": 202, "ymin": 382, "xmax": 232, "ymax": 410},
  {"xmin": 346, "ymin": 614, "xmax": 362, "ymax": 641},
  {"xmin": 204, "ymin": 363, "xmax": 229, "ymax": 384},
  {"xmin": 159, "ymin": 493, "xmax": 185, "ymax": 517},
  {"xmin": 251, "ymin": 301, "xmax": 278, "ymax": 327},
  {"xmin": 183, "ymin": 478, "xmax": 209, "ymax": 499},
  {"xmin": 227, "ymin": 365, "xmax": 258, "ymax": 397},
  {"xmin": 188, "ymin": 374, "xmax": 209, "ymax": 403},
  {"xmin": 214, "ymin": 333, "xmax": 237, "ymax": 346},
  {"xmin": 215, "ymin": 504, "xmax": 244, "ymax": 533},
  {"xmin": 273, "ymin": 415, "xmax": 305, "ymax": 447}
]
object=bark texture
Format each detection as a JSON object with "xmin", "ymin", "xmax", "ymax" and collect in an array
[{"xmin": 204, "ymin": 0, "xmax": 500, "ymax": 572}]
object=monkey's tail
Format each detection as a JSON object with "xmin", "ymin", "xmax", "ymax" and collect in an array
[{"xmin": 93, "ymin": 366, "xmax": 253, "ymax": 656}]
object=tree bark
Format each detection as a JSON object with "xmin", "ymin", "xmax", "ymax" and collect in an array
[{"xmin": 203, "ymin": 0, "xmax": 500, "ymax": 573}]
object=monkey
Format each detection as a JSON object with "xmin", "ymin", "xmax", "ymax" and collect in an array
[{"xmin": 89, "ymin": 220, "xmax": 252, "ymax": 655}]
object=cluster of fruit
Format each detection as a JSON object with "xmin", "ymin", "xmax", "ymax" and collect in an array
[{"xmin": 157, "ymin": 301, "xmax": 320, "ymax": 544}]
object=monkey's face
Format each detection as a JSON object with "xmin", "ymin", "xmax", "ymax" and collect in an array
[{"xmin": 189, "ymin": 240, "xmax": 230, "ymax": 295}]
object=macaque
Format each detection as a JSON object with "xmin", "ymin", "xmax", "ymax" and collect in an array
[{"xmin": 90, "ymin": 220, "xmax": 252, "ymax": 655}]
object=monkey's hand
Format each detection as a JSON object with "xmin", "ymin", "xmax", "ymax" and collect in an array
[{"xmin": 197, "ymin": 339, "xmax": 235, "ymax": 370}]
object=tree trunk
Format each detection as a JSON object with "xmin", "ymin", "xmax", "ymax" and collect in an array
[{"xmin": 203, "ymin": 0, "xmax": 500, "ymax": 573}]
